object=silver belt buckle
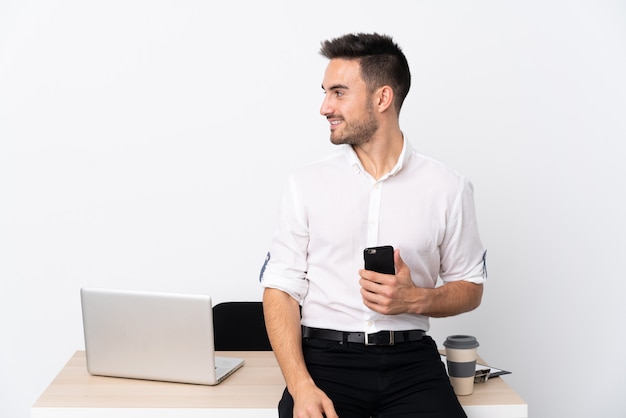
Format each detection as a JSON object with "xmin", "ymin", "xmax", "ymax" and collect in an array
[{"xmin": 365, "ymin": 331, "xmax": 394, "ymax": 346}]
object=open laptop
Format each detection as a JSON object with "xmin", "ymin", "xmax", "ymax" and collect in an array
[{"xmin": 80, "ymin": 287, "xmax": 244, "ymax": 385}]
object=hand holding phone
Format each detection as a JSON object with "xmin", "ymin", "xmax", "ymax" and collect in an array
[{"xmin": 363, "ymin": 245, "xmax": 395, "ymax": 274}]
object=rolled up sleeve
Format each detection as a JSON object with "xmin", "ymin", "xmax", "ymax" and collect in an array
[
  {"xmin": 260, "ymin": 176, "xmax": 310, "ymax": 303},
  {"xmin": 439, "ymin": 178, "xmax": 487, "ymax": 285}
]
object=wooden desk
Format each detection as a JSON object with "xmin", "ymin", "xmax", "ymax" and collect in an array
[{"xmin": 32, "ymin": 351, "xmax": 527, "ymax": 418}]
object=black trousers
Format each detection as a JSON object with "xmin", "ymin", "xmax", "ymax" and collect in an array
[{"xmin": 278, "ymin": 335, "xmax": 466, "ymax": 418}]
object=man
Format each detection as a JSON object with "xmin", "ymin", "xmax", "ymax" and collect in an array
[{"xmin": 260, "ymin": 33, "xmax": 487, "ymax": 418}]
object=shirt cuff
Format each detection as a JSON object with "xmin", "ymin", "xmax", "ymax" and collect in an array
[{"xmin": 260, "ymin": 270, "xmax": 309, "ymax": 303}]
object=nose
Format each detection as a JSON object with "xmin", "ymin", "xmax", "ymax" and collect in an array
[{"xmin": 320, "ymin": 94, "xmax": 333, "ymax": 117}]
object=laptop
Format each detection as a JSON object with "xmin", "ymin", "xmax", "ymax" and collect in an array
[{"xmin": 80, "ymin": 287, "xmax": 244, "ymax": 385}]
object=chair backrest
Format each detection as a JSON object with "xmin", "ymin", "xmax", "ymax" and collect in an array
[{"xmin": 212, "ymin": 301, "xmax": 272, "ymax": 351}]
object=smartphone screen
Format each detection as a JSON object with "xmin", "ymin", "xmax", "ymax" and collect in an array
[{"xmin": 363, "ymin": 245, "xmax": 395, "ymax": 274}]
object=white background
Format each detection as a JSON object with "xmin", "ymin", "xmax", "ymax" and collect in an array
[{"xmin": 1, "ymin": 1, "xmax": 625, "ymax": 417}]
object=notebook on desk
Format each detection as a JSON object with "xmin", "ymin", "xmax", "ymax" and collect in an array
[{"xmin": 80, "ymin": 287, "xmax": 244, "ymax": 385}]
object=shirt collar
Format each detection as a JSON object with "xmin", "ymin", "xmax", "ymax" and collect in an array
[{"xmin": 342, "ymin": 136, "xmax": 413, "ymax": 180}]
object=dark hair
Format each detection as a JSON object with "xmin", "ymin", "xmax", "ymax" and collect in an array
[{"xmin": 319, "ymin": 33, "xmax": 411, "ymax": 113}]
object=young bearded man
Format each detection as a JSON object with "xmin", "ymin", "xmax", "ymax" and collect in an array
[{"xmin": 260, "ymin": 33, "xmax": 487, "ymax": 418}]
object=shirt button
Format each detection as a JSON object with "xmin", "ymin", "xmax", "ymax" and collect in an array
[{"xmin": 367, "ymin": 321, "xmax": 373, "ymax": 327}]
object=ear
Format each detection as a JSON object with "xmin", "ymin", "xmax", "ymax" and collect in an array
[{"xmin": 374, "ymin": 85, "xmax": 394, "ymax": 113}]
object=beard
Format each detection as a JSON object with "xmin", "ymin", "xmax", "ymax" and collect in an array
[{"xmin": 329, "ymin": 103, "xmax": 379, "ymax": 146}]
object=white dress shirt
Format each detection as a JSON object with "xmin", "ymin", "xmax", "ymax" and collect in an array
[{"xmin": 261, "ymin": 138, "xmax": 486, "ymax": 334}]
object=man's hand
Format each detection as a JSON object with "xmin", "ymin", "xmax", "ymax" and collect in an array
[
  {"xmin": 291, "ymin": 380, "xmax": 338, "ymax": 418},
  {"xmin": 359, "ymin": 249, "xmax": 419, "ymax": 315}
]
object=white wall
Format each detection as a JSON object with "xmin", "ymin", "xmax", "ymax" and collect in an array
[{"xmin": 1, "ymin": 1, "xmax": 625, "ymax": 417}]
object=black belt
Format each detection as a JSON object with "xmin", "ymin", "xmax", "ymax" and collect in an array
[{"xmin": 302, "ymin": 326, "xmax": 425, "ymax": 346}]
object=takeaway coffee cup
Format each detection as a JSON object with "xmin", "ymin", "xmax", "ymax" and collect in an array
[{"xmin": 443, "ymin": 335, "xmax": 479, "ymax": 395}]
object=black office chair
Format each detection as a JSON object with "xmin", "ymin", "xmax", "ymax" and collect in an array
[{"xmin": 213, "ymin": 301, "xmax": 272, "ymax": 351}]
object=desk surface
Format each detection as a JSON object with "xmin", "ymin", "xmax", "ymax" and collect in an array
[{"xmin": 32, "ymin": 351, "xmax": 527, "ymax": 418}]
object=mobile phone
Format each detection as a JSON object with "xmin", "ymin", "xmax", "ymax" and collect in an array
[{"xmin": 363, "ymin": 245, "xmax": 395, "ymax": 274}]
